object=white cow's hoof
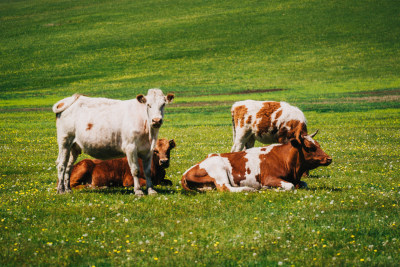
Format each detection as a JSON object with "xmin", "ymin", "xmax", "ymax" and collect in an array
[
  {"xmin": 134, "ymin": 190, "xmax": 145, "ymax": 196},
  {"xmin": 57, "ymin": 189, "xmax": 65, "ymax": 194},
  {"xmin": 148, "ymin": 188, "xmax": 158, "ymax": 195},
  {"xmin": 64, "ymin": 188, "xmax": 72, "ymax": 194}
]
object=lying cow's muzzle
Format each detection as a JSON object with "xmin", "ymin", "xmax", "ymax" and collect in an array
[
  {"xmin": 151, "ymin": 118, "xmax": 163, "ymax": 128},
  {"xmin": 322, "ymin": 157, "xmax": 332, "ymax": 166},
  {"xmin": 159, "ymin": 159, "xmax": 169, "ymax": 168}
]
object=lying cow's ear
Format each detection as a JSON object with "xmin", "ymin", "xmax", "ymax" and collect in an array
[
  {"xmin": 169, "ymin": 139, "xmax": 176, "ymax": 148},
  {"xmin": 166, "ymin": 93, "xmax": 174, "ymax": 103},
  {"xmin": 290, "ymin": 138, "xmax": 301, "ymax": 148},
  {"xmin": 136, "ymin": 94, "xmax": 147, "ymax": 104}
]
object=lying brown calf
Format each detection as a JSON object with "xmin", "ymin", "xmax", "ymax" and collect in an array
[
  {"xmin": 70, "ymin": 139, "xmax": 175, "ymax": 189},
  {"xmin": 182, "ymin": 131, "xmax": 331, "ymax": 192}
]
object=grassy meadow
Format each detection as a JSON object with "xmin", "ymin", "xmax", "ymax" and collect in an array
[{"xmin": 1, "ymin": 0, "xmax": 399, "ymax": 266}]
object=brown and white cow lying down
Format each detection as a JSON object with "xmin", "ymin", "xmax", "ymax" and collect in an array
[
  {"xmin": 181, "ymin": 131, "xmax": 331, "ymax": 192},
  {"xmin": 69, "ymin": 139, "xmax": 176, "ymax": 189},
  {"xmin": 231, "ymin": 100, "xmax": 307, "ymax": 152}
]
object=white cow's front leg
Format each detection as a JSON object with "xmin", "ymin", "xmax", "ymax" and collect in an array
[
  {"xmin": 126, "ymin": 144, "xmax": 143, "ymax": 196},
  {"xmin": 142, "ymin": 153, "xmax": 157, "ymax": 195}
]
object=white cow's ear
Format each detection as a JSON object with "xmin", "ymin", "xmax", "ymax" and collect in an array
[
  {"xmin": 165, "ymin": 93, "xmax": 174, "ymax": 103},
  {"xmin": 136, "ymin": 94, "xmax": 147, "ymax": 104}
]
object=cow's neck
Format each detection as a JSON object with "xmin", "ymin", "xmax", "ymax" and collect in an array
[{"xmin": 285, "ymin": 146, "xmax": 306, "ymax": 182}]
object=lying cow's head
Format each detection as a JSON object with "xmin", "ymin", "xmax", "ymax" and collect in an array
[
  {"xmin": 290, "ymin": 130, "xmax": 332, "ymax": 171},
  {"xmin": 137, "ymin": 89, "xmax": 174, "ymax": 129},
  {"xmin": 154, "ymin": 139, "xmax": 176, "ymax": 169}
]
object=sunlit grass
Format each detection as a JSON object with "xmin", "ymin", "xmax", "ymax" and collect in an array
[{"xmin": 0, "ymin": 107, "xmax": 399, "ymax": 266}]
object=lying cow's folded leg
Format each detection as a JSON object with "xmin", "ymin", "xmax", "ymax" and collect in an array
[{"xmin": 263, "ymin": 177, "xmax": 295, "ymax": 191}]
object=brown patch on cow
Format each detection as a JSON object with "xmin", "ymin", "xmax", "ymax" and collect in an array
[
  {"xmin": 246, "ymin": 168, "xmax": 251, "ymax": 174},
  {"xmin": 246, "ymin": 115, "xmax": 252, "ymax": 125},
  {"xmin": 233, "ymin": 105, "xmax": 248, "ymax": 128},
  {"xmin": 57, "ymin": 102, "xmax": 64, "ymax": 109},
  {"xmin": 274, "ymin": 109, "xmax": 282, "ymax": 120},
  {"xmin": 208, "ymin": 153, "xmax": 219, "ymax": 158},
  {"xmin": 255, "ymin": 102, "xmax": 281, "ymax": 137},
  {"xmin": 260, "ymin": 148, "xmax": 267, "ymax": 151},
  {"xmin": 220, "ymin": 151, "xmax": 248, "ymax": 185},
  {"xmin": 255, "ymin": 174, "xmax": 261, "ymax": 183},
  {"xmin": 86, "ymin": 123, "xmax": 93, "ymax": 131}
]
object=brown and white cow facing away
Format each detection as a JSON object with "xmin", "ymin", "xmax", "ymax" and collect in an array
[
  {"xmin": 181, "ymin": 131, "xmax": 331, "ymax": 192},
  {"xmin": 53, "ymin": 89, "xmax": 174, "ymax": 195},
  {"xmin": 231, "ymin": 100, "xmax": 307, "ymax": 152},
  {"xmin": 69, "ymin": 139, "xmax": 176, "ymax": 189}
]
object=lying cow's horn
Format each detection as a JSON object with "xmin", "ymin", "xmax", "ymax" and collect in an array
[{"xmin": 310, "ymin": 129, "xmax": 319, "ymax": 138}]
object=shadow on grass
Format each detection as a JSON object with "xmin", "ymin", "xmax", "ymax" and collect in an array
[
  {"xmin": 306, "ymin": 174, "xmax": 332, "ymax": 179},
  {"xmin": 74, "ymin": 186, "xmax": 179, "ymax": 196},
  {"xmin": 307, "ymin": 186, "xmax": 343, "ymax": 192}
]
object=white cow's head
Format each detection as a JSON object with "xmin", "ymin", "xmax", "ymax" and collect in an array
[{"xmin": 136, "ymin": 89, "xmax": 174, "ymax": 128}]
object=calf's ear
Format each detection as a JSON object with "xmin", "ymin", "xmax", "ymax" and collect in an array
[
  {"xmin": 169, "ymin": 139, "xmax": 176, "ymax": 149},
  {"xmin": 136, "ymin": 94, "xmax": 147, "ymax": 104},
  {"xmin": 290, "ymin": 138, "xmax": 301, "ymax": 148},
  {"xmin": 166, "ymin": 93, "xmax": 175, "ymax": 103}
]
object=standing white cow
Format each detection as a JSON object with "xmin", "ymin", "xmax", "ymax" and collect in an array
[{"xmin": 53, "ymin": 88, "xmax": 174, "ymax": 195}]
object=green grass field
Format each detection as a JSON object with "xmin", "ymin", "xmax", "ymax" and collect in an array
[{"xmin": 1, "ymin": 0, "xmax": 399, "ymax": 265}]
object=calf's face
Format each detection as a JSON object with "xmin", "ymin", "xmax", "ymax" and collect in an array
[
  {"xmin": 291, "ymin": 131, "xmax": 332, "ymax": 170},
  {"xmin": 154, "ymin": 139, "xmax": 176, "ymax": 168}
]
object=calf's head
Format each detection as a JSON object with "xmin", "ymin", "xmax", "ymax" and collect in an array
[
  {"xmin": 290, "ymin": 130, "xmax": 332, "ymax": 171},
  {"xmin": 154, "ymin": 139, "xmax": 176, "ymax": 168},
  {"xmin": 136, "ymin": 89, "xmax": 174, "ymax": 129}
]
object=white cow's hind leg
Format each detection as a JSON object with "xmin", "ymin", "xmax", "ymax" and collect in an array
[
  {"xmin": 63, "ymin": 144, "xmax": 81, "ymax": 193},
  {"xmin": 126, "ymin": 144, "xmax": 143, "ymax": 196},
  {"xmin": 56, "ymin": 142, "xmax": 71, "ymax": 194}
]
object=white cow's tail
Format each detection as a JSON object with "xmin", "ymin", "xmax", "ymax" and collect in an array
[{"xmin": 52, "ymin": 94, "xmax": 81, "ymax": 114}]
